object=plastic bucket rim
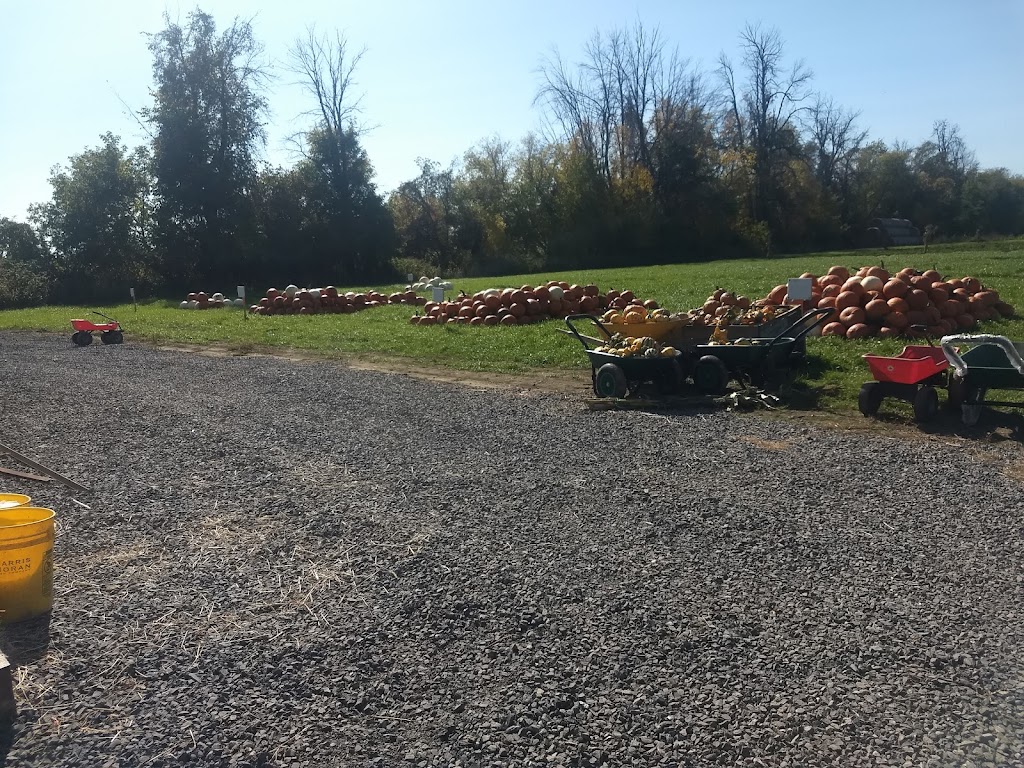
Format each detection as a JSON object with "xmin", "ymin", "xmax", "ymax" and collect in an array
[
  {"xmin": 0, "ymin": 506, "xmax": 56, "ymax": 530},
  {"xmin": 0, "ymin": 493, "xmax": 32, "ymax": 509}
]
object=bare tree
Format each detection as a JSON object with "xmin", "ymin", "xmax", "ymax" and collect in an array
[
  {"xmin": 288, "ymin": 26, "xmax": 367, "ymax": 145},
  {"xmin": 718, "ymin": 24, "xmax": 813, "ymax": 222},
  {"xmin": 806, "ymin": 96, "xmax": 867, "ymax": 190},
  {"xmin": 930, "ymin": 119, "xmax": 976, "ymax": 181},
  {"xmin": 535, "ymin": 22, "xmax": 706, "ymax": 185}
]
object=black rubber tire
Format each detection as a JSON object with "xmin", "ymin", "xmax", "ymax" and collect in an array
[
  {"xmin": 101, "ymin": 330, "xmax": 124, "ymax": 345},
  {"xmin": 693, "ymin": 355, "xmax": 729, "ymax": 396},
  {"xmin": 72, "ymin": 331, "xmax": 93, "ymax": 347},
  {"xmin": 961, "ymin": 385, "xmax": 987, "ymax": 427},
  {"xmin": 595, "ymin": 363, "xmax": 628, "ymax": 399},
  {"xmin": 858, "ymin": 382, "xmax": 883, "ymax": 417},
  {"xmin": 946, "ymin": 375, "xmax": 966, "ymax": 410},
  {"xmin": 656, "ymin": 358, "xmax": 685, "ymax": 395},
  {"xmin": 912, "ymin": 386, "xmax": 939, "ymax": 422}
]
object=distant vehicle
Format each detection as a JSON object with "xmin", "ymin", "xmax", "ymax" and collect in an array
[{"xmin": 865, "ymin": 218, "xmax": 922, "ymax": 248}]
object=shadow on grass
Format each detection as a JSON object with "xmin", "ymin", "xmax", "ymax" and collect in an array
[{"xmin": 777, "ymin": 355, "xmax": 834, "ymax": 411}]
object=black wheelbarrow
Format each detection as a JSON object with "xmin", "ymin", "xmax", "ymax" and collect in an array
[
  {"xmin": 940, "ymin": 333, "xmax": 1024, "ymax": 426},
  {"xmin": 690, "ymin": 307, "xmax": 835, "ymax": 395},
  {"xmin": 563, "ymin": 314, "xmax": 687, "ymax": 399}
]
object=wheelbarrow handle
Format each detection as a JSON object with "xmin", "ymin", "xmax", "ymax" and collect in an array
[
  {"xmin": 763, "ymin": 306, "xmax": 835, "ymax": 352},
  {"xmin": 909, "ymin": 324, "xmax": 936, "ymax": 347},
  {"xmin": 564, "ymin": 314, "xmax": 615, "ymax": 350},
  {"xmin": 940, "ymin": 333, "xmax": 1024, "ymax": 378}
]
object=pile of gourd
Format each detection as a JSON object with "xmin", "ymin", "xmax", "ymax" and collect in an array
[
  {"xmin": 594, "ymin": 335, "xmax": 680, "ymax": 359},
  {"xmin": 688, "ymin": 289, "xmax": 783, "ymax": 328},
  {"xmin": 599, "ymin": 306, "xmax": 688, "ymax": 325}
]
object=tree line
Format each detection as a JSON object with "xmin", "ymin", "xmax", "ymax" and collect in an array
[{"xmin": 1, "ymin": 12, "xmax": 1023, "ymax": 308}]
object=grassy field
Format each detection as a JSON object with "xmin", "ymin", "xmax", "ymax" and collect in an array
[{"xmin": 3, "ymin": 240, "xmax": 1023, "ymax": 413}]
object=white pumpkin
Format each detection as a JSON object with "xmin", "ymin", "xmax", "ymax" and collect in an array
[{"xmin": 860, "ymin": 275, "xmax": 884, "ymax": 293}]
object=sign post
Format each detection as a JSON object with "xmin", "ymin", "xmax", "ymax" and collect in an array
[
  {"xmin": 130, "ymin": 286, "xmax": 137, "ymax": 313},
  {"xmin": 238, "ymin": 285, "xmax": 246, "ymax": 319}
]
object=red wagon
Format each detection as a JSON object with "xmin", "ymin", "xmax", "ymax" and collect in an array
[
  {"xmin": 859, "ymin": 344, "xmax": 949, "ymax": 421},
  {"xmin": 71, "ymin": 313, "xmax": 124, "ymax": 346}
]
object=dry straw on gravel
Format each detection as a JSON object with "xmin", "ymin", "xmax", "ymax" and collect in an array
[{"xmin": 1, "ymin": 331, "xmax": 1022, "ymax": 767}]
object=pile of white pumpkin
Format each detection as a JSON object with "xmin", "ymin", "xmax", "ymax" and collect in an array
[
  {"xmin": 409, "ymin": 276, "xmax": 454, "ymax": 292},
  {"xmin": 179, "ymin": 292, "xmax": 246, "ymax": 309}
]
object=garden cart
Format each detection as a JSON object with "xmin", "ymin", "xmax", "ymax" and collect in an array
[
  {"xmin": 71, "ymin": 312, "xmax": 124, "ymax": 346},
  {"xmin": 940, "ymin": 334, "xmax": 1024, "ymax": 426},
  {"xmin": 858, "ymin": 328, "xmax": 950, "ymax": 422},
  {"xmin": 564, "ymin": 314, "xmax": 686, "ymax": 399},
  {"xmin": 690, "ymin": 307, "xmax": 834, "ymax": 395}
]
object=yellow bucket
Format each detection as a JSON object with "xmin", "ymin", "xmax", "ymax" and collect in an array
[
  {"xmin": 0, "ymin": 506, "xmax": 55, "ymax": 623},
  {"xmin": 0, "ymin": 494, "xmax": 31, "ymax": 510}
]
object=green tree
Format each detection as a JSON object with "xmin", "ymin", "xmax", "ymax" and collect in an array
[
  {"xmin": 959, "ymin": 169, "xmax": 1024, "ymax": 235},
  {"xmin": 851, "ymin": 141, "xmax": 918, "ymax": 227},
  {"xmin": 388, "ymin": 160, "xmax": 468, "ymax": 274},
  {"xmin": 0, "ymin": 218, "xmax": 44, "ymax": 267},
  {"xmin": 0, "ymin": 218, "xmax": 49, "ymax": 308},
  {"xmin": 29, "ymin": 133, "xmax": 153, "ymax": 301},
  {"xmin": 144, "ymin": 10, "xmax": 268, "ymax": 287}
]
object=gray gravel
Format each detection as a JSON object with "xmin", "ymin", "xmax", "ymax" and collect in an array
[{"xmin": 1, "ymin": 330, "xmax": 1022, "ymax": 767}]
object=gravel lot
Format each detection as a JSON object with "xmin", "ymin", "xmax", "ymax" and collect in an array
[{"xmin": 1, "ymin": 330, "xmax": 1022, "ymax": 767}]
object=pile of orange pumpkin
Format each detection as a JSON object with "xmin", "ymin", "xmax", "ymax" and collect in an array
[
  {"xmin": 409, "ymin": 281, "xmax": 658, "ymax": 326},
  {"xmin": 760, "ymin": 266, "xmax": 1015, "ymax": 339},
  {"xmin": 251, "ymin": 285, "xmax": 427, "ymax": 315}
]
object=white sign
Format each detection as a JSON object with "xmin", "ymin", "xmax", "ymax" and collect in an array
[
  {"xmin": 407, "ymin": 273, "xmax": 414, "ymax": 283},
  {"xmin": 130, "ymin": 287, "xmax": 136, "ymax": 299},
  {"xmin": 237, "ymin": 285, "xmax": 246, "ymax": 300},
  {"xmin": 787, "ymin": 278, "xmax": 813, "ymax": 302},
  {"xmin": 432, "ymin": 286, "xmax": 445, "ymax": 303}
]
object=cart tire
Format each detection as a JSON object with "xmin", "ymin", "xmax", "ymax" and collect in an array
[
  {"xmin": 693, "ymin": 355, "xmax": 729, "ymax": 396},
  {"xmin": 913, "ymin": 386, "xmax": 939, "ymax": 422},
  {"xmin": 858, "ymin": 382, "xmax": 882, "ymax": 417},
  {"xmin": 961, "ymin": 385, "xmax": 987, "ymax": 427},
  {"xmin": 595, "ymin": 363, "xmax": 628, "ymax": 399},
  {"xmin": 946, "ymin": 375, "xmax": 966, "ymax": 410},
  {"xmin": 72, "ymin": 331, "xmax": 93, "ymax": 347},
  {"xmin": 656, "ymin": 359, "xmax": 685, "ymax": 395},
  {"xmin": 101, "ymin": 330, "xmax": 124, "ymax": 345}
]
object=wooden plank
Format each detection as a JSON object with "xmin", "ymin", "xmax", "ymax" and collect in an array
[
  {"xmin": 0, "ymin": 466, "xmax": 51, "ymax": 483},
  {"xmin": 0, "ymin": 442, "xmax": 90, "ymax": 494},
  {"xmin": 0, "ymin": 651, "xmax": 14, "ymax": 722}
]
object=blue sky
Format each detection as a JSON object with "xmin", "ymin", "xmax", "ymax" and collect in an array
[{"xmin": 2, "ymin": 0, "xmax": 1022, "ymax": 222}]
